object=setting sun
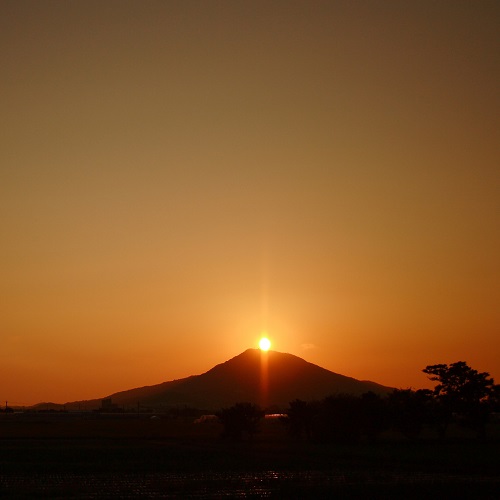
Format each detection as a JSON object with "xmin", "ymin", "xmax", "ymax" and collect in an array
[{"xmin": 259, "ymin": 337, "xmax": 271, "ymax": 351}]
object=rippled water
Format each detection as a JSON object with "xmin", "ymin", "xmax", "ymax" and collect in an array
[{"xmin": 1, "ymin": 471, "xmax": 498, "ymax": 498}]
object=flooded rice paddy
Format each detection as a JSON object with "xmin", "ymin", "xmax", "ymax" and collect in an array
[{"xmin": 1, "ymin": 416, "xmax": 499, "ymax": 497}]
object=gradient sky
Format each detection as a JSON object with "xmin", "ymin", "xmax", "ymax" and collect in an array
[{"xmin": 1, "ymin": 0, "xmax": 499, "ymax": 406}]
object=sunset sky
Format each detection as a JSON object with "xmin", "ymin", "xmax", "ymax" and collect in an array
[{"xmin": 1, "ymin": 1, "xmax": 499, "ymax": 406}]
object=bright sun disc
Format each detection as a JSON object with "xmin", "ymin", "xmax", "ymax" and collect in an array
[{"xmin": 259, "ymin": 337, "xmax": 271, "ymax": 351}]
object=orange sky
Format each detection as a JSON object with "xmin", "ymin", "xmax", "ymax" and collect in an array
[{"xmin": 1, "ymin": 1, "xmax": 499, "ymax": 406}]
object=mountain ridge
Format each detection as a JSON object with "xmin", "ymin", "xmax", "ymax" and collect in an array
[{"xmin": 34, "ymin": 349, "xmax": 393, "ymax": 411}]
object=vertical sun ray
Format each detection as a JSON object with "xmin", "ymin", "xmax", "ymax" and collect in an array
[
  {"xmin": 260, "ymin": 247, "xmax": 270, "ymax": 334},
  {"xmin": 260, "ymin": 347, "xmax": 269, "ymax": 410}
]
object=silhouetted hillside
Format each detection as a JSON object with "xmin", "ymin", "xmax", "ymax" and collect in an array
[{"xmin": 45, "ymin": 349, "xmax": 393, "ymax": 411}]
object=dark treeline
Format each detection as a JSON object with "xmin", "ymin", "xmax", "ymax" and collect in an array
[{"xmin": 218, "ymin": 361, "xmax": 500, "ymax": 442}]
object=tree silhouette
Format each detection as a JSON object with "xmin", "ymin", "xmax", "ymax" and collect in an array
[
  {"xmin": 216, "ymin": 402, "xmax": 264, "ymax": 441},
  {"xmin": 423, "ymin": 361, "xmax": 499, "ymax": 437},
  {"xmin": 312, "ymin": 394, "xmax": 361, "ymax": 443},
  {"xmin": 387, "ymin": 389, "xmax": 430, "ymax": 440},
  {"xmin": 285, "ymin": 399, "xmax": 317, "ymax": 440},
  {"xmin": 359, "ymin": 391, "xmax": 390, "ymax": 442}
]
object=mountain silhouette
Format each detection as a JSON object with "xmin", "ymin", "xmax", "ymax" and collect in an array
[{"xmin": 52, "ymin": 349, "xmax": 393, "ymax": 411}]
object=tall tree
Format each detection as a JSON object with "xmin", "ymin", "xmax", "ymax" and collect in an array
[{"xmin": 423, "ymin": 361, "xmax": 499, "ymax": 437}]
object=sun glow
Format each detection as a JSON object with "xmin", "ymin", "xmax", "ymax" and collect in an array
[{"xmin": 259, "ymin": 337, "xmax": 271, "ymax": 351}]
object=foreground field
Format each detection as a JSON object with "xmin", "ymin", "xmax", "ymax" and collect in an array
[{"xmin": 0, "ymin": 414, "xmax": 499, "ymax": 498}]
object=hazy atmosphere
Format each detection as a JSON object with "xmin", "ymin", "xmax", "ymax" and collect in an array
[{"xmin": 1, "ymin": 0, "xmax": 499, "ymax": 406}]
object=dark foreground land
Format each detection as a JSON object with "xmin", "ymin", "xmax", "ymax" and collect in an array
[{"xmin": 1, "ymin": 413, "xmax": 499, "ymax": 498}]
